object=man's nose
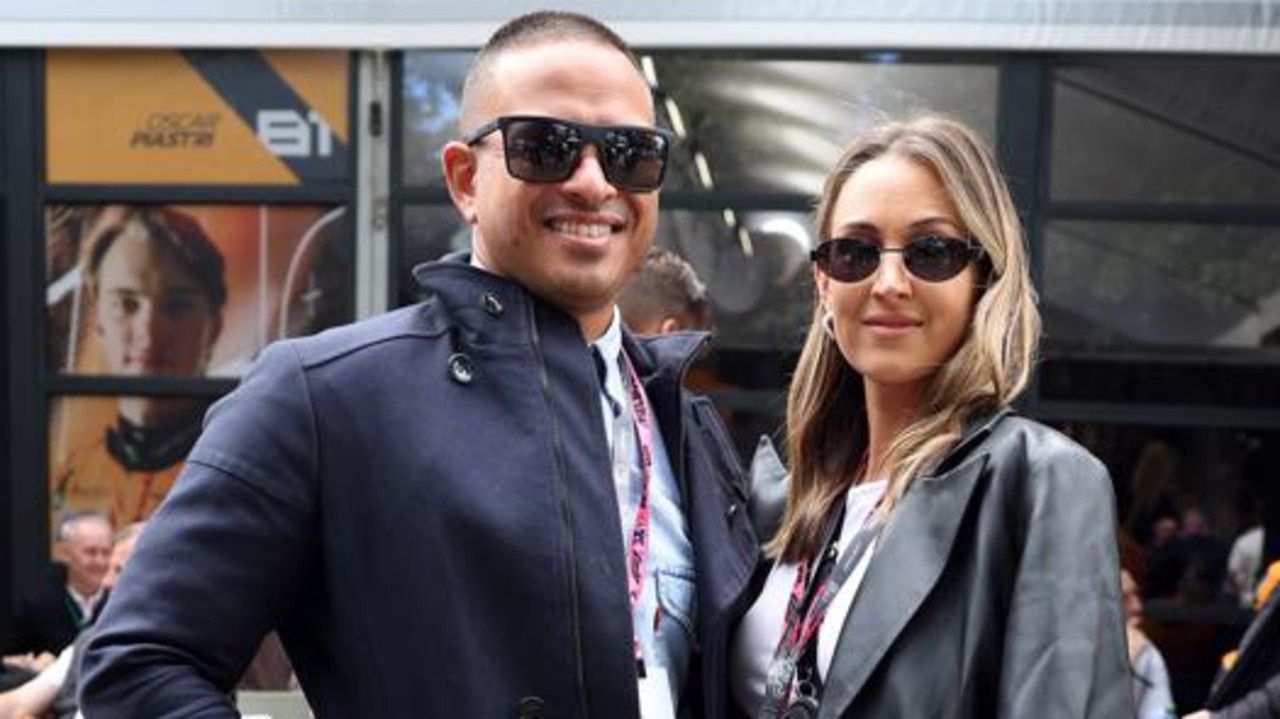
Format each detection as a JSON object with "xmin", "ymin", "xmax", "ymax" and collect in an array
[{"xmin": 561, "ymin": 145, "xmax": 618, "ymax": 204}]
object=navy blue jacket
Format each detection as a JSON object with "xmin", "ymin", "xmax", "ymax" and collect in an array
[{"xmin": 80, "ymin": 258, "xmax": 759, "ymax": 718}]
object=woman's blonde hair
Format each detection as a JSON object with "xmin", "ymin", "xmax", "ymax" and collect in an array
[{"xmin": 770, "ymin": 114, "xmax": 1041, "ymax": 562}]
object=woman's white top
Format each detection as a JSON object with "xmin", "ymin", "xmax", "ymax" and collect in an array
[{"xmin": 731, "ymin": 479, "xmax": 887, "ymax": 716}]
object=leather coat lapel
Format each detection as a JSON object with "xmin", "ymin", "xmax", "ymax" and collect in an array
[{"xmin": 817, "ymin": 451, "xmax": 990, "ymax": 719}]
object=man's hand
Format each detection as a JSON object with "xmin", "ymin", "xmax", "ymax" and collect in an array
[
  {"xmin": 3, "ymin": 653, "xmax": 38, "ymax": 671},
  {"xmin": 3, "ymin": 652, "xmax": 56, "ymax": 672}
]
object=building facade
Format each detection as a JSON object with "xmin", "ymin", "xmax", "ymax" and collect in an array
[{"xmin": 2, "ymin": 1, "xmax": 1278, "ymax": 708}]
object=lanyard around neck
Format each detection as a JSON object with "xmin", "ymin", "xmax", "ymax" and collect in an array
[
  {"xmin": 616, "ymin": 349, "xmax": 656, "ymax": 677},
  {"xmin": 758, "ymin": 496, "xmax": 885, "ymax": 719}
]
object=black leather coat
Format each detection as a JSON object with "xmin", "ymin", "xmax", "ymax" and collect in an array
[
  {"xmin": 816, "ymin": 410, "xmax": 1133, "ymax": 719},
  {"xmin": 1207, "ymin": 577, "xmax": 1280, "ymax": 718}
]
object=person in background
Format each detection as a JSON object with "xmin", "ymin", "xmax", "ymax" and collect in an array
[
  {"xmin": 1, "ymin": 523, "xmax": 295, "ymax": 719},
  {"xmin": 3, "ymin": 511, "xmax": 113, "ymax": 676},
  {"xmin": 618, "ymin": 246, "xmax": 786, "ymax": 544},
  {"xmin": 81, "ymin": 11, "xmax": 757, "ymax": 718},
  {"xmin": 1224, "ymin": 490, "xmax": 1265, "ymax": 608},
  {"xmin": 1124, "ymin": 569, "xmax": 1177, "ymax": 718},
  {"xmin": 51, "ymin": 206, "xmax": 226, "ymax": 525},
  {"xmin": 731, "ymin": 114, "xmax": 1131, "ymax": 718},
  {"xmin": 0, "ymin": 521, "xmax": 142, "ymax": 719},
  {"xmin": 1125, "ymin": 439, "xmax": 1180, "ymax": 548},
  {"xmin": 618, "ymin": 246, "xmax": 712, "ymax": 334}
]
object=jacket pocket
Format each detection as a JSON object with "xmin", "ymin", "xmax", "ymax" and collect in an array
[{"xmin": 656, "ymin": 566, "xmax": 698, "ymax": 643}]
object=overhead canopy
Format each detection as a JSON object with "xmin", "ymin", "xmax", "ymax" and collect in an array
[{"xmin": 1, "ymin": 0, "xmax": 1276, "ymax": 54}]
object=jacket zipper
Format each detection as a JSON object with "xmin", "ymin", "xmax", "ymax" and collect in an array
[{"xmin": 529, "ymin": 304, "xmax": 589, "ymax": 719}]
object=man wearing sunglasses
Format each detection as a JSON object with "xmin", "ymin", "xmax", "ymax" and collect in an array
[{"xmin": 81, "ymin": 10, "xmax": 758, "ymax": 719}]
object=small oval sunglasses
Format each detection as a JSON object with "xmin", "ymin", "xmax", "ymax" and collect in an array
[
  {"xmin": 810, "ymin": 235, "xmax": 985, "ymax": 283},
  {"xmin": 464, "ymin": 115, "xmax": 675, "ymax": 193}
]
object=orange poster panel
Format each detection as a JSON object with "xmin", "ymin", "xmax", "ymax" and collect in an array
[
  {"xmin": 48, "ymin": 394, "xmax": 198, "ymax": 530},
  {"xmin": 46, "ymin": 49, "xmax": 349, "ymax": 185},
  {"xmin": 45, "ymin": 203, "xmax": 353, "ymax": 379}
]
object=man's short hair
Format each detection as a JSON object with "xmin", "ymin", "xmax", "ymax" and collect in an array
[
  {"xmin": 56, "ymin": 509, "xmax": 113, "ymax": 543},
  {"xmin": 460, "ymin": 11, "xmax": 643, "ymax": 128},
  {"xmin": 619, "ymin": 247, "xmax": 712, "ymax": 332}
]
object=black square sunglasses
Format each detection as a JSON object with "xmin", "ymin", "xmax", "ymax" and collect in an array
[
  {"xmin": 811, "ymin": 235, "xmax": 984, "ymax": 283},
  {"xmin": 463, "ymin": 115, "xmax": 675, "ymax": 193}
]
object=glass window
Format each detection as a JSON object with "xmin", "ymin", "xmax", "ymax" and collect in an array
[
  {"xmin": 1039, "ymin": 359, "xmax": 1280, "ymax": 408},
  {"xmin": 401, "ymin": 51, "xmax": 471, "ymax": 187},
  {"xmin": 1040, "ymin": 219, "xmax": 1280, "ymax": 406},
  {"xmin": 656, "ymin": 205, "xmax": 811, "ymax": 459},
  {"xmin": 1050, "ymin": 60, "xmax": 1280, "ymax": 204},
  {"xmin": 1042, "ymin": 220, "xmax": 1280, "ymax": 353},
  {"xmin": 650, "ymin": 55, "xmax": 999, "ymax": 194},
  {"xmin": 658, "ymin": 209, "xmax": 815, "ymax": 350}
]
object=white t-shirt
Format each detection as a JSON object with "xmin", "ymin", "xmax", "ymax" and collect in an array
[
  {"xmin": 1132, "ymin": 643, "xmax": 1176, "ymax": 719},
  {"xmin": 731, "ymin": 479, "xmax": 887, "ymax": 716},
  {"xmin": 66, "ymin": 587, "xmax": 102, "ymax": 624},
  {"xmin": 45, "ymin": 643, "xmax": 73, "ymax": 687},
  {"xmin": 1227, "ymin": 526, "xmax": 1263, "ymax": 607}
]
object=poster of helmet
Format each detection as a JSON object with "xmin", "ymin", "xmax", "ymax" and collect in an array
[{"xmin": 46, "ymin": 203, "xmax": 352, "ymax": 526}]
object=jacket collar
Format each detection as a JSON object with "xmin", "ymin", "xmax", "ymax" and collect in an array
[
  {"xmin": 411, "ymin": 253, "xmax": 707, "ymax": 380},
  {"xmin": 623, "ymin": 330, "xmax": 710, "ymax": 387},
  {"xmin": 923, "ymin": 407, "xmax": 1010, "ymax": 477},
  {"xmin": 410, "ymin": 253, "xmax": 542, "ymax": 341},
  {"xmin": 817, "ymin": 408, "xmax": 1009, "ymax": 719}
]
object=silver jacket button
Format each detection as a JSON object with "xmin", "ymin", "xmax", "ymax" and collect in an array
[{"xmin": 448, "ymin": 353, "xmax": 474, "ymax": 384}]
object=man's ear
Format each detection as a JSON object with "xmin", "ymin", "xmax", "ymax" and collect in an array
[
  {"xmin": 658, "ymin": 317, "xmax": 681, "ymax": 335},
  {"xmin": 442, "ymin": 141, "xmax": 480, "ymax": 225}
]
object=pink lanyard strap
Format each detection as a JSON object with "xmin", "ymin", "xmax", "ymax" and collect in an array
[
  {"xmin": 758, "ymin": 499, "xmax": 884, "ymax": 718},
  {"xmin": 619, "ymin": 350, "xmax": 655, "ymax": 676}
]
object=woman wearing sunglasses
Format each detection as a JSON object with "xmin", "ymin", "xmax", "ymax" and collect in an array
[{"xmin": 730, "ymin": 115, "xmax": 1132, "ymax": 719}]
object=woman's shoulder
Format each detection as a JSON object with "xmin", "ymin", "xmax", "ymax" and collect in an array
[
  {"xmin": 954, "ymin": 414, "xmax": 1120, "ymax": 545},
  {"xmin": 985, "ymin": 413, "xmax": 1101, "ymax": 459},
  {"xmin": 979, "ymin": 413, "xmax": 1112, "ymax": 485}
]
